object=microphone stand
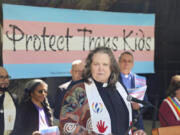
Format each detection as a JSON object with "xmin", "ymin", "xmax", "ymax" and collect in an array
[{"xmin": 124, "ymin": 105, "xmax": 150, "ymax": 135}]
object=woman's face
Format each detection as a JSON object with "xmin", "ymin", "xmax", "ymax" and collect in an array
[
  {"xmin": 91, "ymin": 52, "xmax": 111, "ymax": 83},
  {"xmin": 31, "ymin": 83, "xmax": 47, "ymax": 105}
]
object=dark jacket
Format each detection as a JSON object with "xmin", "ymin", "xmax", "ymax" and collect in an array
[{"xmin": 11, "ymin": 100, "xmax": 50, "ymax": 135}]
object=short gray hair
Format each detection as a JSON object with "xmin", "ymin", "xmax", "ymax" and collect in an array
[{"xmin": 118, "ymin": 51, "xmax": 134, "ymax": 62}]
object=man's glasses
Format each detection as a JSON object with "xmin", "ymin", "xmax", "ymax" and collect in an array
[
  {"xmin": 0, "ymin": 75, "xmax": 11, "ymax": 80},
  {"xmin": 37, "ymin": 89, "xmax": 48, "ymax": 94}
]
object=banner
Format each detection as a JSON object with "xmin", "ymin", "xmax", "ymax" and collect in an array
[
  {"xmin": 3, "ymin": 4, "xmax": 155, "ymax": 79},
  {"xmin": 39, "ymin": 126, "xmax": 60, "ymax": 135}
]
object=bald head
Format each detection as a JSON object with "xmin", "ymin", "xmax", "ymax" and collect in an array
[
  {"xmin": 71, "ymin": 60, "xmax": 84, "ymax": 81},
  {"xmin": 0, "ymin": 66, "xmax": 10, "ymax": 93}
]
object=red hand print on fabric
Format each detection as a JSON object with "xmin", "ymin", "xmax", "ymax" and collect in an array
[{"xmin": 96, "ymin": 120, "xmax": 108, "ymax": 133}]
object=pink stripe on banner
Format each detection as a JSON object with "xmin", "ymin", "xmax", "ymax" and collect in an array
[
  {"xmin": 3, "ymin": 50, "xmax": 154, "ymax": 64},
  {"xmin": 114, "ymin": 51, "xmax": 154, "ymax": 62},
  {"xmin": 3, "ymin": 20, "xmax": 154, "ymax": 37}
]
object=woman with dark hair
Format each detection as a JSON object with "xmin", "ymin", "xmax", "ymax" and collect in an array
[
  {"xmin": 59, "ymin": 47, "xmax": 146, "ymax": 135},
  {"xmin": 159, "ymin": 75, "xmax": 180, "ymax": 127},
  {"xmin": 11, "ymin": 79, "xmax": 53, "ymax": 135}
]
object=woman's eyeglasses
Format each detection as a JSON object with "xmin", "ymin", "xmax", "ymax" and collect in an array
[{"xmin": 37, "ymin": 89, "xmax": 48, "ymax": 94}]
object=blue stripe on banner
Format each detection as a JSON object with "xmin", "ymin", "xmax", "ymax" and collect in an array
[
  {"xmin": 4, "ymin": 61, "xmax": 154, "ymax": 79},
  {"xmin": 132, "ymin": 61, "xmax": 154, "ymax": 74},
  {"xmin": 3, "ymin": 4, "xmax": 155, "ymax": 26},
  {"xmin": 4, "ymin": 63, "xmax": 72, "ymax": 79}
]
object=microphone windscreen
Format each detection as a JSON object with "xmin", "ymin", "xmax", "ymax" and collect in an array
[{"xmin": 127, "ymin": 95, "xmax": 132, "ymax": 102}]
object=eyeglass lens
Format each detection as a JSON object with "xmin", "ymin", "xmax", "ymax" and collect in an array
[{"xmin": 38, "ymin": 89, "xmax": 47, "ymax": 94}]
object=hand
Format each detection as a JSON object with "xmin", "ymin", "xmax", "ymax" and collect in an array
[
  {"xmin": 32, "ymin": 131, "xmax": 41, "ymax": 135},
  {"xmin": 132, "ymin": 102, "xmax": 140, "ymax": 110},
  {"xmin": 96, "ymin": 120, "xmax": 108, "ymax": 133},
  {"xmin": 133, "ymin": 129, "xmax": 147, "ymax": 135}
]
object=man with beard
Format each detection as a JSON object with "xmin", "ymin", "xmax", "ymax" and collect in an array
[{"xmin": 0, "ymin": 66, "xmax": 16, "ymax": 135}]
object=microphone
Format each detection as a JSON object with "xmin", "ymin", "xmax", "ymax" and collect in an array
[
  {"xmin": 126, "ymin": 95, "xmax": 170, "ymax": 133},
  {"xmin": 127, "ymin": 95, "xmax": 152, "ymax": 106},
  {"xmin": 124, "ymin": 97, "xmax": 148, "ymax": 135}
]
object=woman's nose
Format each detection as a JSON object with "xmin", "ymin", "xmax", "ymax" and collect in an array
[{"xmin": 98, "ymin": 65, "xmax": 103, "ymax": 71}]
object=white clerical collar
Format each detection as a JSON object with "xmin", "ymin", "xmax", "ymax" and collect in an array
[
  {"xmin": 102, "ymin": 83, "xmax": 108, "ymax": 87},
  {"xmin": 124, "ymin": 74, "xmax": 129, "ymax": 78},
  {"xmin": 121, "ymin": 72, "xmax": 132, "ymax": 79},
  {"xmin": 92, "ymin": 78, "xmax": 108, "ymax": 88}
]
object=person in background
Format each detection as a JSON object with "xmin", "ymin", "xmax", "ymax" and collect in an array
[
  {"xmin": 59, "ymin": 47, "xmax": 147, "ymax": 135},
  {"xmin": 53, "ymin": 59, "xmax": 84, "ymax": 119},
  {"xmin": 11, "ymin": 79, "xmax": 53, "ymax": 135},
  {"xmin": 0, "ymin": 66, "xmax": 16, "ymax": 135},
  {"xmin": 118, "ymin": 51, "xmax": 148, "ymax": 130},
  {"xmin": 159, "ymin": 75, "xmax": 180, "ymax": 127}
]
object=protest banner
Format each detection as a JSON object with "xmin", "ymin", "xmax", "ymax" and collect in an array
[{"xmin": 3, "ymin": 4, "xmax": 155, "ymax": 79}]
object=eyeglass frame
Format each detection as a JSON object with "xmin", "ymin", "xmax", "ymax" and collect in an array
[{"xmin": 37, "ymin": 89, "xmax": 48, "ymax": 94}]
